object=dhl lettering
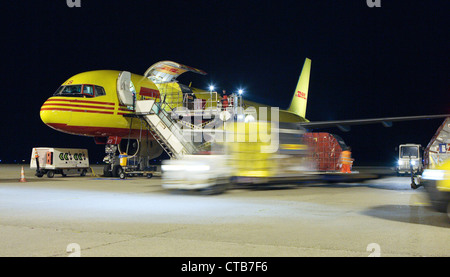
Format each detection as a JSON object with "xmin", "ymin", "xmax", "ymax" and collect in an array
[
  {"xmin": 160, "ymin": 66, "xmax": 180, "ymax": 74},
  {"xmin": 296, "ymin": 91, "xmax": 306, "ymax": 99}
]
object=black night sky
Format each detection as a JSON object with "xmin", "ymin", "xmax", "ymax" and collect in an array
[{"xmin": 0, "ymin": 0, "xmax": 448, "ymax": 166}]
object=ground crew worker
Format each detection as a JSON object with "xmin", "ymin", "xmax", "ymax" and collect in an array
[
  {"xmin": 339, "ymin": 147, "xmax": 353, "ymax": 173},
  {"xmin": 229, "ymin": 93, "xmax": 234, "ymax": 107},
  {"xmin": 34, "ymin": 149, "xmax": 41, "ymax": 175},
  {"xmin": 221, "ymin": 92, "xmax": 229, "ymax": 110}
]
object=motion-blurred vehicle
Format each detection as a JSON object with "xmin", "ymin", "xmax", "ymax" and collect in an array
[
  {"xmin": 162, "ymin": 154, "xmax": 230, "ymax": 194},
  {"xmin": 422, "ymin": 158, "xmax": 450, "ymax": 219},
  {"xmin": 161, "ymin": 121, "xmax": 317, "ymax": 194}
]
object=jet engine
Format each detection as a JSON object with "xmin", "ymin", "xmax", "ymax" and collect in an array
[{"xmin": 118, "ymin": 139, "xmax": 140, "ymax": 157}]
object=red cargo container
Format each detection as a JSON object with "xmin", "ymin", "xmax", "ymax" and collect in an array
[
  {"xmin": 303, "ymin": 132, "xmax": 348, "ymax": 171},
  {"xmin": 423, "ymin": 117, "xmax": 450, "ymax": 169}
]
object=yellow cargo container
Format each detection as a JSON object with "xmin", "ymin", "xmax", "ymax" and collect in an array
[
  {"xmin": 223, "ymin": 122, "xmax": 311, "ymax": 184},
  {"xmin": 422, "ymin": 158, "xmax": 450, "ymax": 218}
]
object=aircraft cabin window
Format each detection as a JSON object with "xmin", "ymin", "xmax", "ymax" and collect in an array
[{"xmin": 83, "ymin": 85, "xmax": 94, "ymax": 97}]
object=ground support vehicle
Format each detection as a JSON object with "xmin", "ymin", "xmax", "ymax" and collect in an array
[
  {"xmin": 162, "ymin": 154, "xmax": 230, "ymax": 194},
  {"xmin": 30, "ymin": 147, "xmax": 90, "ymax": 178},
  {"xmin": 410, "ymin": 117, "xmax": 450, "ymax": 188},
  {"xmin": 422, "ymin": 158, "xmax": 450, "ymax": 219},
  {"xmin": 162, "ymin": 122, "xmax": 318, "ymax": 194},
  {"xmin": 396, "ymin": 144, "xmax": 423, "ymax": 176},
  {"xmin": 112, "ymin": 153, "xmax": 160, "ymax": 179}
]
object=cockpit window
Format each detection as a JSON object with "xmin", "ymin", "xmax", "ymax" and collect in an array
[
  {"xmin": 95, "ymin": 86, "xmax": 106, "ymax": 96},
  {"xmin": 53, "ymin": 85, "xmax": 106, "ymax": 98},
  {"xmin": 54, "ymin": 85, "xmax": 82, "ymax": 96},
  {"xmin": 83, "ymin": 85, "xmax": 94, "ymax": 96},
  {"xmin": 53, "ymin": 86, "xmax": 65, "ymax": 95}
]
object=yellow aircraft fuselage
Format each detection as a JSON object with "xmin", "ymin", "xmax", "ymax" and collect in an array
[{"xmin": 40, "ymin": 59, "xmax": 311, "ymax": 142}]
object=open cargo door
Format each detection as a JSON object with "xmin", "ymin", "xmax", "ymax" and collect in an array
[{"xmin": 117, "ymin": 71, "xmax": 134, "ymax": 106}]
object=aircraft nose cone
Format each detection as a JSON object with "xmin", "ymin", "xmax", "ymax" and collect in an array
[
  {"xmin": 40, "ymin": 107, "xmax": 52, "ymax": 125},
  {"xmin": 40, "ymin": 100, "xmax": 55, "ymax": 125},
  {"xmin": 40, "ymin": 98, "xmax": 72, "ymax": 129}
]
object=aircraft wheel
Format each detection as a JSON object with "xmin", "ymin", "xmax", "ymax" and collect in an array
[
  {"xmin": 113, "ymin": 165, "xmax": 124, "ymax": 178},
  {"xmin": 119, "ymin": 171, "xmax": 126, "ymax": 179},
  {"xmin": 147, "ymin": 173, "xmax": 153, "ymax": 179},
  {"xmin": 80, "ymin": 169, "xmax": 87, "ymax": 177},
  {"xmin": 103, "ymin": 165, "xmax": 112, "ymax": 177}
]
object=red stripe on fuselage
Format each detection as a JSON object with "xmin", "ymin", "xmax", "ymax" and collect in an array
[
  {"xmin": 41, "ymin": 103, "xmax": 115, "ymax": 110},
  {"xmin": 45, "ymin": 98, "xmax": 115, "ymax": 106},
  {"xmin": 40, "ymin": 107, "xmax": 114, "ymax": 115},
  {"xmin": 46, "ymin": 123, "xmax": 153, "ymax": 139}
]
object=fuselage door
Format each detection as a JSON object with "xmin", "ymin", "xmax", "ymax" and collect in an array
[{"xmin": 117, "ymin": 71, "xmax": 134, "ymax": 106}]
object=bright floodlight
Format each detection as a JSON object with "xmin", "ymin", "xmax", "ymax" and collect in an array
[
  {"xmin": 238, "ymin": 89, "xmax": 243, "ymax": 95},
  {"xmin": 209, "ymin": 85, "xmax": 215, "ymax": 91}
]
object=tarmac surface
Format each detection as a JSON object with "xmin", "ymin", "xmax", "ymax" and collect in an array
[{"xmin": 0, "ymin": 164, "xmax": 448, "ymax": 257}]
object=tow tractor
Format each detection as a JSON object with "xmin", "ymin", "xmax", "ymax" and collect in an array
[
  {"xmin": 116, "ymin": 153, "xmax": 160, "ymax": 179},
  {"xmin": 396, "ymin": 144, "xmax": 423, "ymax": 176},
  {"xmin": 395, "ymin": 143, "xmax": 424, "ymax": 189}
]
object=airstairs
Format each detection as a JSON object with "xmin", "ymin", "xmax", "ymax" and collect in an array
[
  {"xmin": 135, "ymin": 99, "xmax": 200, "ymax": 159},
  {"xmin": 117, "ymin": 69, "xmax": 244, "ymax": 160}
]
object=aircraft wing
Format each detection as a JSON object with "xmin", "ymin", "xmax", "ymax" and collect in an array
[
  {"xmin": 144, "ymin": 61, "xmax": 207, "ymax": 84},
  {"xmin": 299, "ymin": 114, "xmax": 450, "ymax": 131}
]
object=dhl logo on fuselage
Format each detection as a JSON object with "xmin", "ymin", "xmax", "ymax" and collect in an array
[
  {"xmin": 296, "ymin": 91, "xmax": 306, "ymax": 100},
  {"xmin": 158, "ymin": 66, "xmax": 185, "ymax": 75},
  {"xmin": 40, "ymin": 97, "xmax": 135, "ymax": 116}
]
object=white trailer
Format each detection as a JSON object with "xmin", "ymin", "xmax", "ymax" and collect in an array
[{"xmin": 30, "ymin": 147, "xmax": 90, "ymax": 178}]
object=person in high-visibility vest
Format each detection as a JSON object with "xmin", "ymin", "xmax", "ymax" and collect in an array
[
  {"xmin": 339, "ymin": 147, "xmax": 354, "ymax": 173},
  {"xmin": 221, "ymin": 91, "xmax": 229, "ymax": 110},
  {"xmin": 34, "ymin": 149, "xmax": 40, "ymax": 174}
]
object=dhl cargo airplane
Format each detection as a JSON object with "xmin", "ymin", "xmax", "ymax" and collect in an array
[{"xmin": 40, "ymin": 59, "xmax": 449, "ymax": 176}]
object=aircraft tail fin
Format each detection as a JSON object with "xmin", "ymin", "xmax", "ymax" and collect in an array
[{"xmin": 288, "ymin": 58, "xmax": 311, "ymax": 119}]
